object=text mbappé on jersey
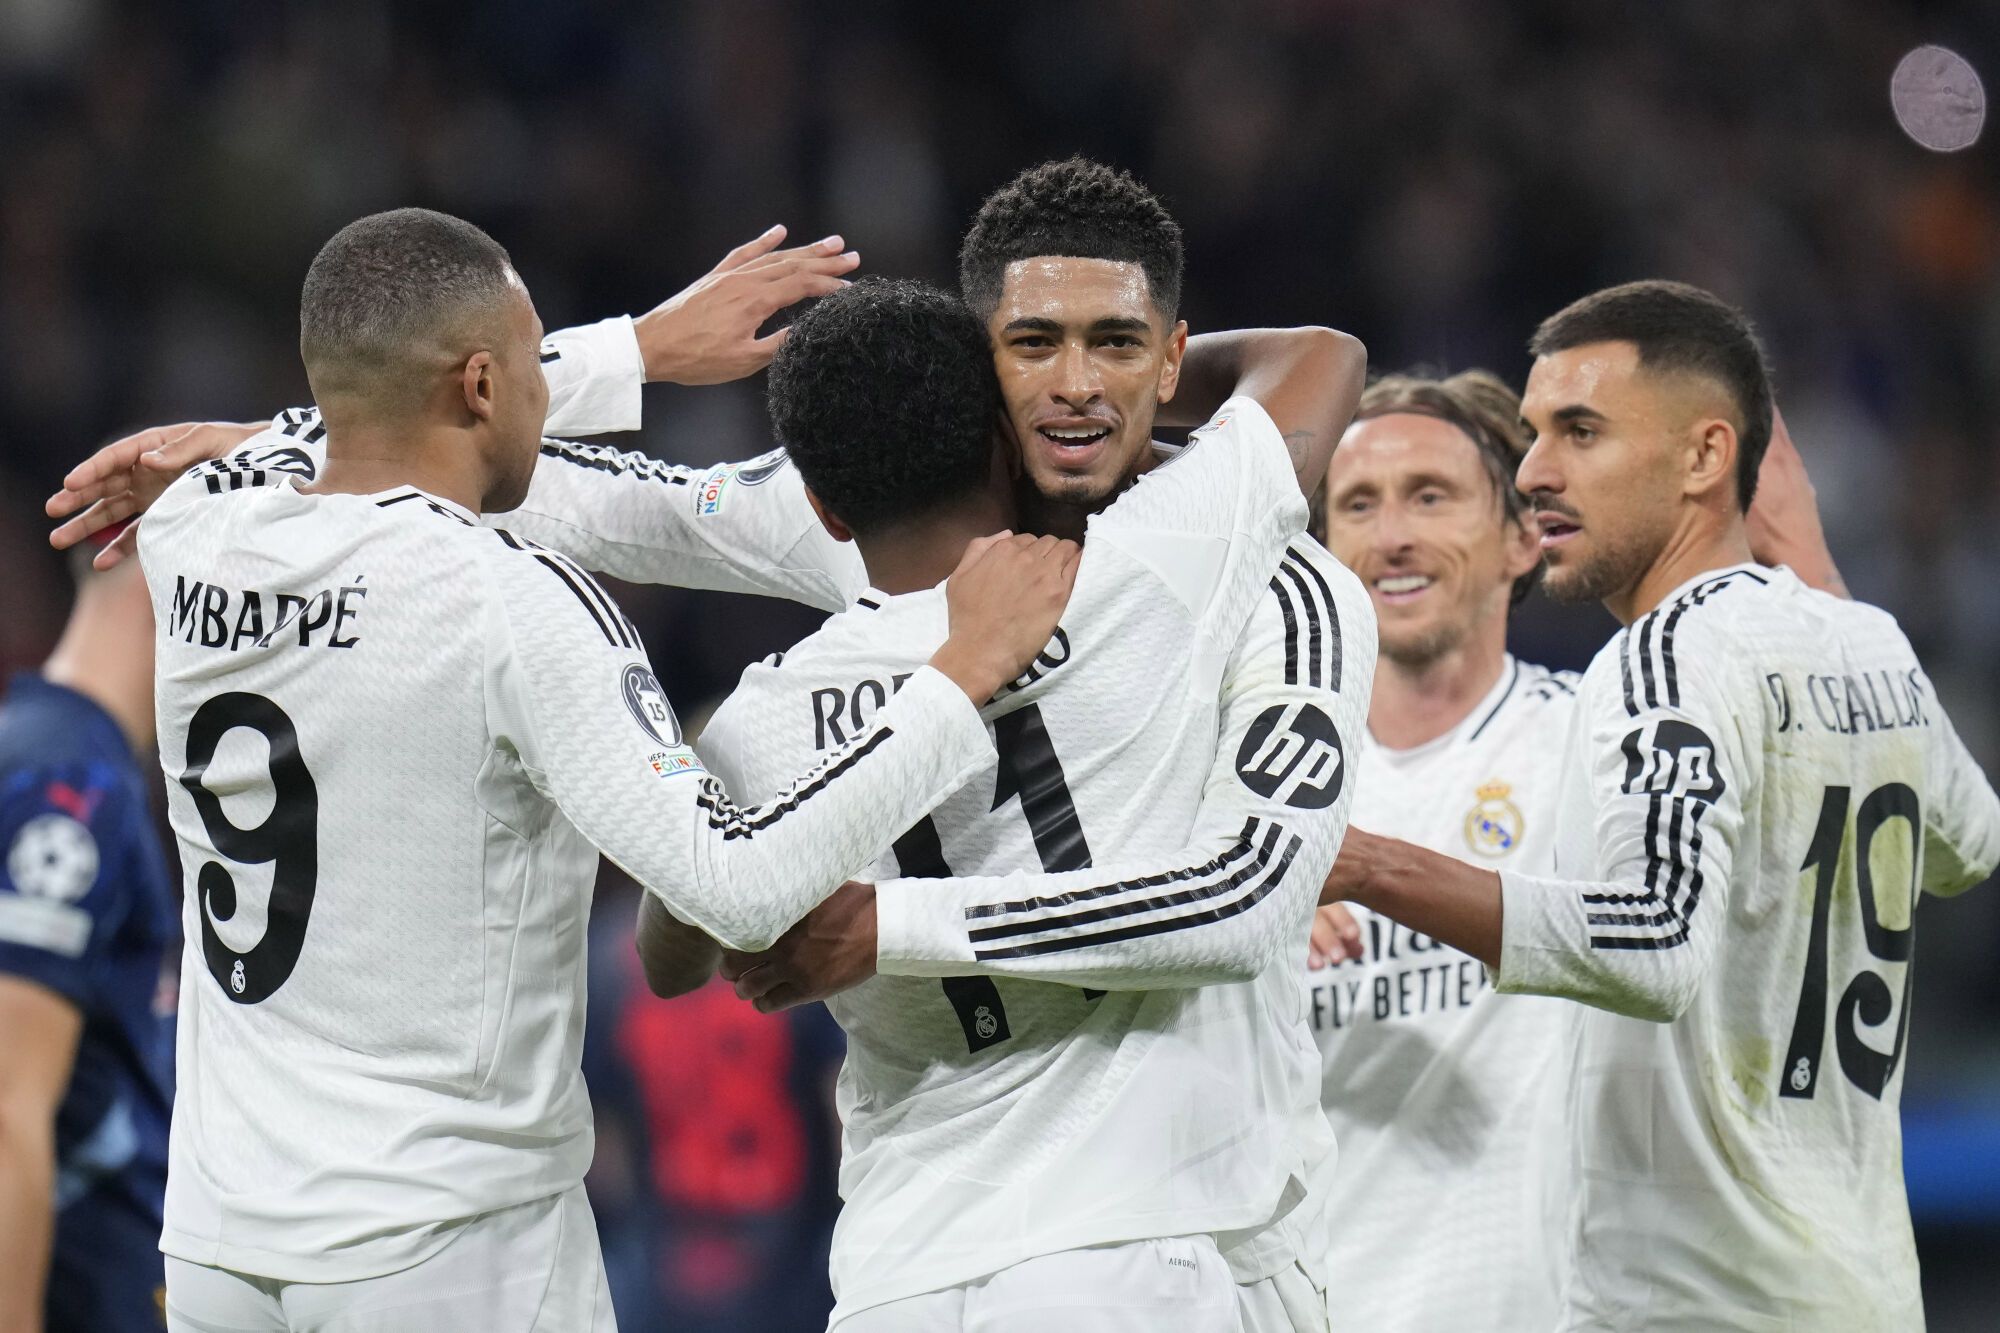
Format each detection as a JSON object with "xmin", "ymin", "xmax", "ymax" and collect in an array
[{"xmin": 167, "ymin": 573, "xmax": 368, "ymax": 651}]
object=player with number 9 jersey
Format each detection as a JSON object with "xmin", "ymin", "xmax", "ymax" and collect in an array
[{"xmin": 1496, "ymin": 564, "xmax": 2000, "ymax": 1328}]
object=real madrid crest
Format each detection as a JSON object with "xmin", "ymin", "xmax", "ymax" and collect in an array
[{"xmin": 1463, "ymin": 779, "xmax": 1525, "ymax": 858}]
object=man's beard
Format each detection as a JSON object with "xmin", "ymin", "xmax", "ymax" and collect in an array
[
  {"xmin": 1379, "ymin": 613, "xmax": 1469, "ymax": 671},
  {"xmin": 1542, "ymin": 529, "xmax": 1656, "ymax": 606}
]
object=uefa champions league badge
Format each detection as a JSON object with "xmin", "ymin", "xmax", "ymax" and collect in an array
[{"xmin": 1463, "ymin": 780, "xmax": 1525, "ymax": 858}]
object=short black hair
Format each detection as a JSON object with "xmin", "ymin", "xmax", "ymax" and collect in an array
[
  {"xmin": 767, "ymin": 278, "xmax": 1000, "ymax": 536},
  {"xmin": 300, "ymin": 207, "xmax": 517, "ymax": 405},
  {"xmin": 958, "ymin": 157, "xmax": 1184, "ymax": 321},
  {"xmin": 1529, "ymin": 280, "xmax": 1773, "ymax": 511}
]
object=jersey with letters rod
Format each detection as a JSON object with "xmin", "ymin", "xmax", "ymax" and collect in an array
[
  {"xmin": 0, "ymin": 673, "xmax": 177, "ymax": 1333},
  {"xmin": 1496, "ymin": 563, "xmax": 2000, "ymax": 1330},
  {"xmin": 702, "ymin": 399, "xmax": 1375, "ymax": 1317},
  {"xmin": 140, "ymin": 384, "xmax": 997, "ymax": 1285},
  {"xmin": 1308, "ymin": 655, "xmax": 1579, "ymax": 1332}
]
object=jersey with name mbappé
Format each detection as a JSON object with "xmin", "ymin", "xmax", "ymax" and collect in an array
[
  {"xmin": 700, "ymin": 399, "xmax": 1359, "ymax": 1316},
  {"xmin": 140, "ymin": 378, "xmax": 995, "ymax": 1284},
  {"xmin": 1497, "ymin": 564, "xmax": 2000, "ymax": 1330},
  {"xmin": 1309, "ymin": 656, "xmax": 1579, "ymax": 1332}
]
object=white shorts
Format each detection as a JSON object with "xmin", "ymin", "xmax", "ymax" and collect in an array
[
  {"xmin": 1235, "ymin": 1261, "xmax": 1330, "ymax": 1333},
  {"xmin": 163, "ymin": 1186, "xmax": 614, "ymax": 1333},
  {"xmin": 831, "ymin": 1235, "xmax": 1241, "ymax": 1332}
]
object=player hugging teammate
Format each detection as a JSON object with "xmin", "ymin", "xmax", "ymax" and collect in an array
[{"xmin": 41, "ymin": 159, "xmax": 2000, "ymax": 1333}]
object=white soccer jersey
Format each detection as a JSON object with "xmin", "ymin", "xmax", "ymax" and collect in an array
[
  {"xmin": 1308, "ymin": 656, "xmax": 1580, "ymax": 1332},
  {"xmin": 1497, "ymin": 563, "xmax": 2000, "ymax": 1330},
  {"xmin": 700, "ymin": 399, "xmax": 1376, "ymax": 1319},
  {"xmin": 140, "ymin": 364, "xmax": 998, "ymax": 1283}
]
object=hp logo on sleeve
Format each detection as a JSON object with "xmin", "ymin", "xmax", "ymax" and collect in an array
[{"xmin": 1236, "ymin": 703, "xmax": 1345, "ymax": 810}]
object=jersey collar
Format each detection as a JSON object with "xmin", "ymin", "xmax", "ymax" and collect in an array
[
  {"xmin": 1367, "ymin": 654, "xmax": 1520, "ymax": 762},
  {"xmin": 1649, "ymin": 560, "xmax": 1778, "ymax": 611}
]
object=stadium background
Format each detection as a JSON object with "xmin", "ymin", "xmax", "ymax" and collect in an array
[{"xmin": 0, "ymin": 0, "xmax": 1994, "ymax": 1327}]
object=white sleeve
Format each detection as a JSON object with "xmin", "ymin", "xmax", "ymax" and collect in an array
[
  {"xmin": 1920, "ymin": 694, "xmax": 2000, "ymax": 899},
  {"xmin": 504, "ymin": 445, "xmax": 866, "ymax": 611},
  {"xmin": 874, "ymin": 558, "xmax": 1374, "ymax": 989},
  {"xmin": 189, "ymin": 315, "xmax": 645, "ymax": 485},
  {"xmin": 1092, "ymin": 395, "xmax": 1309, "ymax": 646},
  {"xmin": 193, "ymin": 317, "xmax": 865, "ymax": 611},
  {"xmin": 1494, "ymin": 641, "xmax": 1753, "ymax": 1021},
  {"xmin": 537, "ymin": 315, "xmax": 645, "ymax": 436},
  {"xmin": 481, "ymin": 536, "xmax": 992, "ymax": 952},
  {"xmin": 519, "ymin": 313, "xmax": 866, "ymax": 607}
]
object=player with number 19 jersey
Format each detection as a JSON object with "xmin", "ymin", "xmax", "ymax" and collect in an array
[
  {"xmin": 701, "ymin": 398, "xmax": 1374, "ymax": 1321},
  {"xmin": 1495, "ymin": 564, "xmax": 2000, "ymax": 1329},
  {"xmin": 138, "ymin": 329, "xmax": 1003, "ymax": 1287}
]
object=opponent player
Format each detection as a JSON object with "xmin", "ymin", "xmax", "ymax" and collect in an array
[
  {"xmin": 1325, "ymin": 280, "xmax": 2000, "ymax": 1329},
  {"xmin": 139, "ymin": 208, "xmax": 1073, "ymax": 1331},
  {"xmin": 1306, "ymin": 370, "xmax": 1579, "ymax": 1330},
  {"xmin": 0, "ymin": 545, "xmax": 175, "ymax": 1333},
  {"xmin": 684, "ymin": 269, "xmax": 1369, "ymax": 1331}
]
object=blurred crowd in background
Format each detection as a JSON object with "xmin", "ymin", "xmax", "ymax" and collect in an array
[{"xmin": 2, "ymin": 0, "xmax": 1996, "ymax": 1327}]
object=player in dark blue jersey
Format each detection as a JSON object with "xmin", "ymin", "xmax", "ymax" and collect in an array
[{"xmin": 0, "ymin": 543, "xmax": 175, "ymax": 1333}]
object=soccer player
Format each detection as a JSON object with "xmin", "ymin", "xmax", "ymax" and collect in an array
[
  {"xmin": 680, "ymin": 269, "xmax": 1368, "ymax": 1332},
  {"xmin": 0, "ymin": 545, "xmax": 175, "ymax": 1333},
  {"xmin": 687, "ymin": 162, "xmax": 1371, "ymax": 1333},
  {"xmin": 1305, "ymin": 370, "xmax": 1580, "ymax": 1330},
  {"xmin": 1325, "ymin": 280, "xmax": 2000, "ymax": 1329},
  {"xmin": 138, "ymin": 208, "xmax": 1074, "ymax": 1331}
]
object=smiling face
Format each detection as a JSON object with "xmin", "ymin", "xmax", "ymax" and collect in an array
[
  {"xmin": 1516, "ymin": 340, "xmax": 1686, "ymax": 610},
  {"xmin": 1322, "ymin": 412, "xmax": 1539, "ymax": 669},
  {"xmin": 987, "ymin": 256, "xmax": 1187, "ymax": 516}
]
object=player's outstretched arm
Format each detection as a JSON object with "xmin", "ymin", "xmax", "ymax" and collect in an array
[
  {"xmin": 723, "ymin": 552, "xmax": 1378, "ymax": 1007},
  {"xmin": 1746, "ymin": 407, "xmax": 1848, "ymax": 598},
  {"xmin": 494, "ymin": 531, "xmax": 1077, "ymax": 953},
  {"xmin": 1157, "ymin": 326, "xmax": 1367, "ymax": 498},
  {"xmin": 1463, "ymin": 659, "xmax": 1749, "ymax": 1022},
  {"xmin": 0, "ymin": 977, "xmax": 82, "ymax": 1333},
  {"xmin": 1919, "ymin": 703, "xmax": 2000, "ymax": 899}
]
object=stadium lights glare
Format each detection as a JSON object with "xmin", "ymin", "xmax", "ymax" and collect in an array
[{"xmin": 1891, "ymin": 45, "xmax": 1986, "ymax": 152}]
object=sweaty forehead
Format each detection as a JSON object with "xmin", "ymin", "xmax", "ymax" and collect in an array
[
  {"xmin": 995, "ymin": 257, "xmax": 1159, "ymax": 327},
  {"xmin": 1522, "ymin": 341, "xmax": 1642, "ymax": 417}
]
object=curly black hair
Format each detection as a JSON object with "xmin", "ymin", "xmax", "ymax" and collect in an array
[
  {"xmin": 958, "ymin": 157, "xmax": 1184, "ymax": 322},
  {"xmin": 766, "ymin": 278, "xmax": 1001, "ymax": 536}
]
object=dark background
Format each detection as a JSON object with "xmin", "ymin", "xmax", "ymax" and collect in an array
[{"xmin": 2, "ymin": 1, "xmax": 1994, "ymax": 1327}]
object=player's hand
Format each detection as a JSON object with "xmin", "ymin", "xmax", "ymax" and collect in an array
[
  {"xmin": 1308, "ymin": 902, "xmax": 1363, "ymax": 970},
  {"xmin": 718, "ymin": 881, "xmax": 878, "ymax": 1013},
  {"xmin": 929, "ymin": 532, "xmax": 1081, "ymax": 705},
  {"xmin": 632, "ymin": 225, "xmax": 861, "ymax": 385},
  {"xmin": 46, "ymin": 420, "xmax": 263, "ymax": 569},
  {"xmin": 1746, "ymin": 407, "xmax": 1848, "ymax": 598}
]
